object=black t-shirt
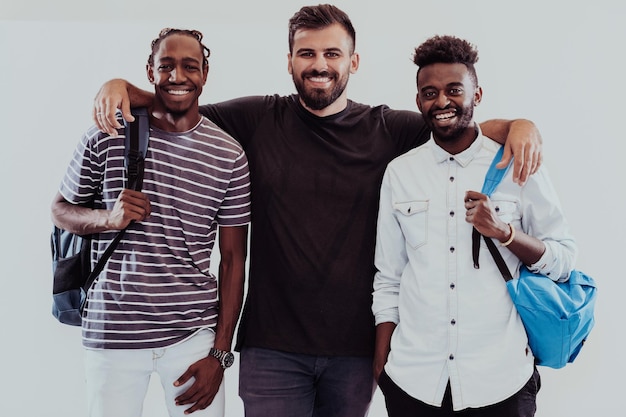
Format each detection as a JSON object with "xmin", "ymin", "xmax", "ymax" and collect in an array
[{"xmin": 200, "ymin": 95, "xmax": 429, "ymax": 356}]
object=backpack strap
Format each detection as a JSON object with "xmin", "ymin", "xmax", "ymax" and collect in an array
[
  {"xmin": 80, "ymin": 108, "xmax": 150, "ymax": 302},
  {"xmin": 480, "ymin": 146, "xmax": 511, "ymax": 196},
  {"xmin": 472, "ymin": 146, "xmax": 513, "ymax": 271},
  {"xmin": 125, "ymin": 107, "xmax": 150, "ymax": 190}
]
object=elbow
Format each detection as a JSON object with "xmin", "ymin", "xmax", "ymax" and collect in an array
[{"xmin": 50, "ymin": 192, "xmax": 67, "ymax": 228}]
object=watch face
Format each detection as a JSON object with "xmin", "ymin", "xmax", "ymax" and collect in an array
[{"xmin": 223, "ymin": 352, "xmax": 235, "ymax": 368}]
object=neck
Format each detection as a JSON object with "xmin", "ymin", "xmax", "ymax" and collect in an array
[
  {"xmin": 433, "ymin": 123, "xmax": 479, "ymax": 155},
  {"xmin": 149, "ymin": 106, "xmax": 201, "ymax": 132},
  {"xmin": 299, "ymin": 94, "xmax": 349, "ymax": 118}
]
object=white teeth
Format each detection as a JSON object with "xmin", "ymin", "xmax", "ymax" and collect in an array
[
  {"xmin": 435, "ymin": 111, "xmax": 456, "ymax": 120},
  {"xmin": 167, "ymin": 90, "xmax": 191, "ymax": 95},
  {"xmin": 309, "ymin": 77, "xmax": 331, "ymax": 83}
]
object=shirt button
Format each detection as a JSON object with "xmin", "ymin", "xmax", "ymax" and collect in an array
[
  {"xmin": 449, "ymin": 157, "xmax": 454, "ymax": 161},
  {"xmin": 450, "ymin": 283, "xmax": 455, "ymax": 289},
  {"xmin": 449, "ymin": 210, "xmax": 455, "ymax": 217},
  {"xmin": 449, "ymin": 354, "xmax": 455, "ymax": 360},
  {"xmin": 450, "ymin": 247, "xmax": 455, "ymax": 253},
  {"xmin": 451, "ymin": 319, "xmax": 456, "ymax": 325},
  {"xmin": 449, "ymin": 176, "xmax": 455, "ymax": 182}
]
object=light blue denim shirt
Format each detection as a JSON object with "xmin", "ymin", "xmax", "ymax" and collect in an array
[{"xmin": 372, "ymin": 133, "xmax": 577, "ymax": 410}]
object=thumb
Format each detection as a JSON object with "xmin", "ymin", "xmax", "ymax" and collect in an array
[
  {"xmin": 121, "ymin": 100, "xmax": 136, "ymax": 124},
  {"xmin": 495, "ymin": 142, "xmax": 513, "ymax": 169}
]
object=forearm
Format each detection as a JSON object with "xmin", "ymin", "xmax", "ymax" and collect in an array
[
  {"xmin": 495, "ymin": 224, "xmax": 546, "ymax": 266},
  {"xmin": 125, "ymin": 80, "xmax": 155, "ymax": 108},
  {"xmin": 213, "ymin": 226, "xmax": 248, "ymax": 352},
  {"xmin": 480, "ymin": 118, "xmax": 538, "ymax": 143},
  {"xmin": 375, "ymin": 322, "xmax": 395, "ymax": 361},
  {"xmin": 213, "ymin": 259, "xmax": 245, "ymax": 351},
  {"xmin": 50, "ymin": 192, "xmax": 111, "ymax": 235},
  {"xmin": 373, "ymin": 322, "xmax": 396, "ymax": 381}
]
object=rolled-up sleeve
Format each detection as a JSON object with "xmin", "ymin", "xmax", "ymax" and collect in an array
[{"xmin": 520, "ymin": 166, "xmax": 578, "ymax": 282}]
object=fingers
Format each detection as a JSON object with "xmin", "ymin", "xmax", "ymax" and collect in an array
[
  {"xmin": 464, "ymin": 190, "xmax": 485, "ymax": 205},
  {"xmin": 108, "ymin": 190, "xmax": 151, "ymax": 229},
  {"xmin": 94, "ymin": 97, "xmax": 122, "ymax": 136},
  {"xmin": 495, "ymin": 142, "xmax": 513, "ymax": 170},
  {"xmin": 173, "ymin": 358, "xmax": 223, "ymax": 414},
  {"xmin": 531, "ymin": 145, "xmax": 543, "ymax": 175},
  {"xmin": 93, "ymin": 79, "xmax": 135, "ymax": 136},
  {"xmin": 174, "ymin": 380, "xmax": 217, "ymax": 415},
  {"xmin": 174, "ymin": 369, "xmax": 192, "ymax": 388}
]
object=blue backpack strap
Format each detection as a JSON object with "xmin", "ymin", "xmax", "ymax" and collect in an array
[
  {"xmin": 473, "ymin": 146, "xmax": 512, "ymax": 268},
  {"xmin": 481, "ymin": 146, "xmax": 512, "ymax": 197}
]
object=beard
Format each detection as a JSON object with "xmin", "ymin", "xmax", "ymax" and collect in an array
[
  {"xmin": 425, "ymin": 103, "xmax": 475, "ymax": 142},
  {"xmin": 293, "ymin": 69, "xmax": 349, "ymax": 111}
]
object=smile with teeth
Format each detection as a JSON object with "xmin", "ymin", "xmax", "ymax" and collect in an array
[
  {"xmin": 434, "ymin": 110, "xmax": 456, "ymax": 121},
  {"xmin": 166, "ymin": 89, "xmax": 192, "ymax": 95},
  {"xmin": 309, "ymin": 76, "xmax": 332, "ymax": 82}
]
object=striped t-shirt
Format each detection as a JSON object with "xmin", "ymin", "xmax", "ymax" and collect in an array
[{"xmin": 59, "ymin": 116, "xmax": 251, "ymax": 349}]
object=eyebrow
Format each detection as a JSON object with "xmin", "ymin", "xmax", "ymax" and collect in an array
[
  {"xmin": 420, "ymin": 82, "xmax": 465, "ymax": 92},
  {"xmin": 296, "ymin": 47, "xmax": 344, "ymax": 54},
  {"xmin": 157, "ymin": 56, "xmax": 202, "ymax": 65}
]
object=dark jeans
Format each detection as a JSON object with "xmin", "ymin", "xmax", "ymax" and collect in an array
[
  {"xmin": 378, "ymin": 368, "xmax": 541, "ymax": 417},
  {"xmin": 239, "ymin": 347, "xmax": 376, "ymax": 417}
]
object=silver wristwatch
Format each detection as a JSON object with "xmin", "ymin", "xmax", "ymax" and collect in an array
[{"xmin": 209, "ymin": 347, "xmax": 235, "ymax": 369}]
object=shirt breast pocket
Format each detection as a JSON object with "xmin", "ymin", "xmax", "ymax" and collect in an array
[
  {"xmin": 492, "ymin": 200, "xmax": 520, "ymax": 224},
  {"xmin": 393, "ymin": 200, "xmax": 428, "ymax": 250}
]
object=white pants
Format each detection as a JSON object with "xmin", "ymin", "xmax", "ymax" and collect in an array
[{"xmin": 84, "ymin": 329, "xmax": 225, "ymax": 417}]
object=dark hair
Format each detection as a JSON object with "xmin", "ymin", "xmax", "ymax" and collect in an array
[
  {"xmin": 148, "ymin": 28, "xmax": 211, "ymax": 68},
  {"xmin": 413, "ymin": 35, "xmax": 479, "ymax": 86},
  {"xmin": 288, "ymin": 4, "xmax": 356, "ymax": 53}
]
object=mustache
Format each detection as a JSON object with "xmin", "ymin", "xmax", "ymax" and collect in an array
[
  {"xmin": 429, "ymin": 105, "xmax": 461, "ymax": 116},
  {"xmin": 303, "ymin": 69, "xmax": 336, "ymax": 78}
]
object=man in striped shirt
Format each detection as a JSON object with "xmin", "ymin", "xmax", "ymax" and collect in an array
[{"xmin": 51, "ymin": 28, "xmax": 251, "ymax": 417}]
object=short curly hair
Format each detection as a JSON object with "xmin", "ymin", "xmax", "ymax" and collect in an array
[{"xmin": 413, "ymin": 35, "xmax": 479, "ymax": 86}]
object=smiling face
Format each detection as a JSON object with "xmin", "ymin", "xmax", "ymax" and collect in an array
[
  {"xmin": 417, "ymin": 62, "xmax": 482, "ymax": 153},
  {"xmin": 288, "ymin": 23, "xmax": 359, "ymax": 117},
  {"xmin": 147, "ymin": 33, "xmax": 208, "ymax": 119}
]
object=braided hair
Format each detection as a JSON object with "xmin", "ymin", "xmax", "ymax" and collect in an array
[{"xmin": 148, "ymin": 28, "xmax": 211, "ymax": 68}]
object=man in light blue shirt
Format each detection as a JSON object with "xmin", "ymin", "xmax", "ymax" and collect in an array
[{"xmin": 372, "ymin": 35, "xmax": 577, "ymax": 417}]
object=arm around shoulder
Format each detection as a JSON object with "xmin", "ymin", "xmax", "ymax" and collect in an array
[
  {"xmin": 479, "ymin": 119, "xmax": 543, "ymax": 186},
  {"xmin": 94, "ymin": 79, "xmax": 155, "ymax": 135}
]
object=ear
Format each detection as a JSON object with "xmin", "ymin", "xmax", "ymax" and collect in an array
[
  {"xmin": 416, "ymin": 93, "xmax": 423, "ymax": 112},
  {"xmin": 350, "ymin": 52, "xmax": 360, "ymax": 74},
  {"xmin": 287, "ymin": 53, "xmax": 293, "ymax": 75},
  {"xmin": 474, "ymin": 86, "xmax": 483, "ymax": 106},
  {"xmin": 147, "ymin": 64, "xmax": 155, "ymax": 84},
  {"xmin": 202, "ymin": 63, "xmax": 209, "ymax": 85}
]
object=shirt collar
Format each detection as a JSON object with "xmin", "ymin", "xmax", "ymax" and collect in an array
[{"xmin": 430, "ymin": 124, "xmax": 485, "ymax": 168}]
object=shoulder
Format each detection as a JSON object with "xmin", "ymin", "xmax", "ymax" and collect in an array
[
  {"xmin": 197, "ymin": 117, "xmax": 245, "ymax": 153},
  {"xmin": 202, "ymin": 94, "xmax": 286, "ymax": 113},
  {"xmin": 388, "ymin": 140, "xmax": 433, "ymax": 170}
]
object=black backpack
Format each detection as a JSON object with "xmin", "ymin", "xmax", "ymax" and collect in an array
[{"xmin": 51, "ymin": 108, "xmax": 150, "ymax": 326}]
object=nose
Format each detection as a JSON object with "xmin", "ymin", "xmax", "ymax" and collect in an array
[
  {"xmin": 435, "ymin": 91, "xmax": 450, "ymax": 108},
  {"xmin": 169, "ymin": 67, "xmax": 186, "ymax": 83},
  {"xmin": 312, "ymin": 53, "xmax": 328, "ymax": 71}
]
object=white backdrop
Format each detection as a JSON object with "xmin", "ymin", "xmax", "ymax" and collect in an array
[{"xmin": 1, "ymin": 0, "xmax": 624, "ymax": 416}]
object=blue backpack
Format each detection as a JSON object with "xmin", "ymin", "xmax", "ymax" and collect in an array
[{"xmin": 473, "ymin": 147, "xmax": 597, "ymax": 369}]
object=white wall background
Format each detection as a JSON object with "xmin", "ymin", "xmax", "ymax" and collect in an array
[{"xmin": 1, "ymin": 0, "xmax": 623, "ymax": 416}]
